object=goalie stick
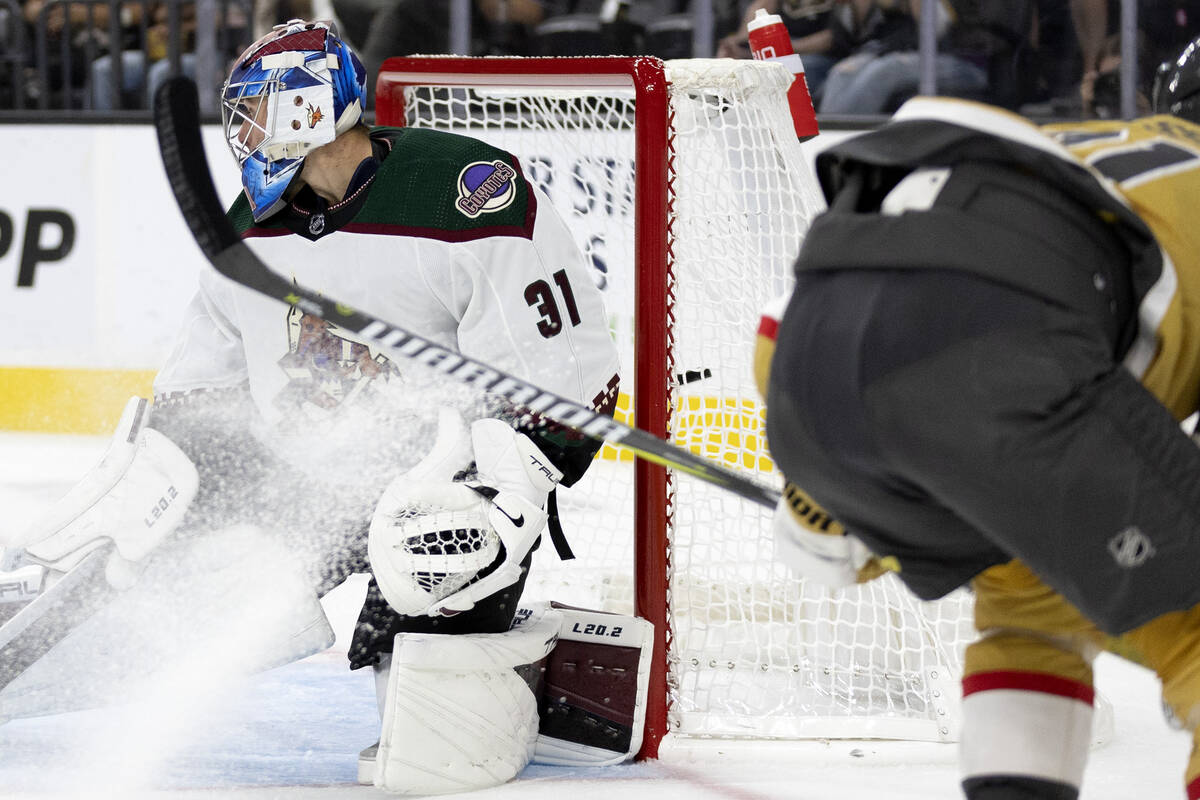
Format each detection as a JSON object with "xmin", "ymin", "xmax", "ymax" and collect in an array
[
  {"xmin": 0, "ymin": 543, "xmax": 115, "ymax": 696},
  {"xmin": 152, "ymin": 75, "xmax": 781, "ymax": 511}
]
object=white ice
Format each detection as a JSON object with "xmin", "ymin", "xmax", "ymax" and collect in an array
[{"xmin": 0, "ymin": 432, "xmax": 1190, "ymax": 799}]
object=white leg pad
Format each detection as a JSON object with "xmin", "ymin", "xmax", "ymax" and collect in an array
[{"xmin": 374, "ymin": 605, "xmax": 562, "ymax": 795}]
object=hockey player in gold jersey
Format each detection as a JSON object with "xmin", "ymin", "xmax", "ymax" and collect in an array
[{"xmin": 759, "ymin": 39, "xmax": 1200, "ymax": 800}]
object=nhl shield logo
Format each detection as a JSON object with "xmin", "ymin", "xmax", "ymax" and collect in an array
[
  {"xmin": 1107, "ymin": 526, "xmax": 1156, "ymax": 568},
  {"xmin": 456, "ymin": 160, "xmax": 517, "ymax": 218}
]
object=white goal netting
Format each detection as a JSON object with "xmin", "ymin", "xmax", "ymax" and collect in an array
[{"xmin": 378, "ymin": 56, "xmax": 975, "ymax": 749}]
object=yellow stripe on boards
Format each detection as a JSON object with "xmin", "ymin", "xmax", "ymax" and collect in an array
[{"xmin": 0, "ymin": 367, "xmax": 156, "ymax": 434}]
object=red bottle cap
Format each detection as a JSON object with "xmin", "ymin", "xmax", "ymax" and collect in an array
[{"xmin": 747, "ymin": 9, "xmax": 793, "ymax": 59}]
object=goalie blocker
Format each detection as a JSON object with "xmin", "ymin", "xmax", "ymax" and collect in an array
[{"xmin": 367, "ymin": 603, "xmax": 653, "ymax": 793}]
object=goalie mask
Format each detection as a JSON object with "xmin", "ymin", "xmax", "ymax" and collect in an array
[
  {"xmin": 221, "ymin": 19, "xmax": 366, "ymax": 221},
  {"xmin": 1154, "ymin": 36, "xmax": 1200, "ymax": 124}
]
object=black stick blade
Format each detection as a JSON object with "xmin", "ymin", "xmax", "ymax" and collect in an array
[{"xmin": 153, "ymin": 75, "xmax": 239, "ymax": 260}]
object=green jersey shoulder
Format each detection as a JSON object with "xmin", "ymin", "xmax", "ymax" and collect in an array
[{"xmin": 227, "ymin": 127, "xmax": 534, "ymax": 239}]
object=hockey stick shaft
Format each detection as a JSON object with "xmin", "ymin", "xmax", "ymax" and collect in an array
[{"xmin": 152, "ymin": 76, "xmax": 780, "ymax": 510}]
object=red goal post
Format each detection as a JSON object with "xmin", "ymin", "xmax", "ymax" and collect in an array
[
  {"xmin": 377, "ymin": 56, "xmax": 676, "ymax": 756},
  {"xmin": 375, "ymin": 55, "xmax": 975, "ymax": 760}
]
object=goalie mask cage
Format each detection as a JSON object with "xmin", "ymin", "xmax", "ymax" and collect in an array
[{"xmin": 376, "ymin": 56, "xmax": 975, "ymax": 759}]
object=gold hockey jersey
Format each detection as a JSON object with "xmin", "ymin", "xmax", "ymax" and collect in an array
[
  {"xmin": 765, "ymin": 98, "xmax": 1200, "ymax": 420},
  {"xmin": 754, "ymin": 97, "xmax": 1200, "ymax": 551},
  {"xmin": 1041, "ymin": 112, "xmax": 1200, "ymax": 419},
  {"xmin": 878, "ymin": 97, "xmax": 1200, "ymax": 420}
]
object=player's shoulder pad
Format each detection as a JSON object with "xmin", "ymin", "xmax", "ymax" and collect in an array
[
  {"xmin": 1042, "ymin": 113, "xmax": 1200, "ymax": 158},
  {"xmin": 817, "ymin": 97, "xmax": 1156, "ymax": 251},
  {"xmin": 814, "ymin": 97, "xmax": 1080, "ymax": 204},
  {"xmin": 359, "ymin": 127, "xmax": 536, "ymax": 240}
]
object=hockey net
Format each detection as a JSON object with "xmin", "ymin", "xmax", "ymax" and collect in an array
[{"xmin": 375, "ymin": 56, "xmax": 975, "ymax": 757}]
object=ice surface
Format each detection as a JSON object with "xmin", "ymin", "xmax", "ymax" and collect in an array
[{"xmin": 0, "ymin": 433, "xmax": 1190, "ymax": 799}]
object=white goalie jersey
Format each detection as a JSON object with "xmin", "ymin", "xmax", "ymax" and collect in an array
[{"xmin": 154, "ymin": 128, "xmax": 620, "ymax": 482}]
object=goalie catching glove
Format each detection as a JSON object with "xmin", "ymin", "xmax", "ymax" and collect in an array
[{"xmin": 368, "ymin": 408, "xmax": 562, "ymax": 617}]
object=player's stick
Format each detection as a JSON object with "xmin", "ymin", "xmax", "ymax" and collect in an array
[{"xmin": 152, "ymin": 76, "xmax": 781, "ymax": 511}]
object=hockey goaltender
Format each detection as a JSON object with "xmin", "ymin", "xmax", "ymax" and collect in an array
[{"xmin": 0, "ymin": 19, "xmax": 655, "ymax": 795}]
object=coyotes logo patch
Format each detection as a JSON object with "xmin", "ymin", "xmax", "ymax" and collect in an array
[
  {"xmin": 275, "ymin": 305, "xmax": 399, "ymax": 415},
  {"xmin": 456, "ymin": 160, "xmax": 517, "ymax": 218}
]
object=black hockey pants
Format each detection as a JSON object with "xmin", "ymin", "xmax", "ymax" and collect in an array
[{"xmin": 767, "ymin": 264, "xmax": 1200, "ymax": 634}]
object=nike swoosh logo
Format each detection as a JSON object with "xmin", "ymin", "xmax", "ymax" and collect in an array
[
  {"xmin": 467, "ymin": 484, "xmax": 526, "ymax": 527},
  {"xmin": 496, "ymin": 506, "xmax": 525, "ymax": 527}
]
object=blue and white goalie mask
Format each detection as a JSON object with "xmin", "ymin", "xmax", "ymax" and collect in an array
[{"xmin": 220, "ymin": 20, "xmax": 366, "ymax": 221}]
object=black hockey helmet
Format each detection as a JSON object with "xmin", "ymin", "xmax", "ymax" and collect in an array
[{"xmin": 1153, "ymin": 36, "xmax": 1200, "ymax": 123}]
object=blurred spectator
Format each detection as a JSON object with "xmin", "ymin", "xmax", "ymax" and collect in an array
[
  {"xmin": 253, "ymin": 0, "xmax": 313, "ymax": 38},
  {"xmin": 818, "ymin": 0, "xmax": 991, "ymax": 114},
  {"xmin": 716, "ymin": 1, "xmax": 839, "ymax": 101},
  {"xmin": 938, "ymin": 0, "xmax": 1039, "ymax": 109},
  {"xmin": 525, "ymin": 0, "xmax": 643, "ymax": 57},
  {"xmin": 816, "ymin": 0, "xmax": 926, "ymax": 112},
  {"xmin": 90, "ymin": 2, "xmax": 190, "ymax": 110},
  {"xmin": 1012, "ymin": 0, "xmax": 1081, "ymax": 116},
  {"xmin": 89, "ymin": 1, "xmax": 248, "ymax": 110},
  {"xmin": 1, "ymin": 2, "xmax": 26, "ymax": 108},
  {"xmin": 1070, "ymin": 0, "xmax": 1199, "ymax": 118},
  {"xmin": 1071, "ymin": 0, "xmax": 1103, "ymax": 111},
  {"xmin": 23, "ymin": 0, "xmax": 128, "ymax": 106},
  {"xmin": 352, "ymin": 0, "xmax": 550, "ymax": 106},
  {"xmin": 608, "ymin": 0, "xmax": 691, "ymax": 59},
  {"xmin": 325, "ymin": 0, "xmax": 385, "ymax": 47},
  {"xmin": 0, "ymin": 2, "xmax": 19, "ymax": 48},
  {"xmin": 1035, "ymin": 0, "xmax": 1081, "ymax": 102},
  {"xmin": 252, "ymin": 0, "xmax": 347, "ymax": 41}
]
